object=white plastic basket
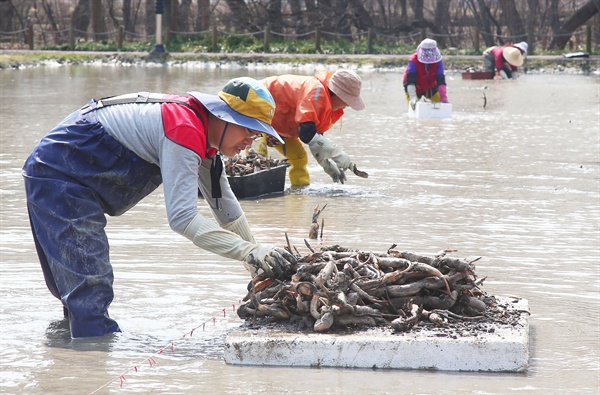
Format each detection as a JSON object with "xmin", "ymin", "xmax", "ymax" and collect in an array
[{"xmin": 407, "ymin": 101, "xmax": 452, "ymax": 119}]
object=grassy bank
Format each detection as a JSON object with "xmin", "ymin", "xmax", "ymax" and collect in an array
[{"xmin": 1, "ymin": 49, "xmax": 598, "ymax": 74}]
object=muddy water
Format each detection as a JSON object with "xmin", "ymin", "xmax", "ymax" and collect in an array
[{"xmin": 1, "ymin": 64, "xmax": 598, "ymax": 395}]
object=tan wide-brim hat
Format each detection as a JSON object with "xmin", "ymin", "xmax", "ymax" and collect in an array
[
  {"xmin": 326, "ymin": 69, "xmax": 365, "ymax": 111},
  {"xmin": 502, "ymin": 46, "xmax": 524, "ymax": 67}
]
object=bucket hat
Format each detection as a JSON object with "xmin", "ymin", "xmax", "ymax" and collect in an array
[
  {"xmin": 417, "ymin": 38, "xmax": 442, "ymax": 64},
  {"xmin": 514, "ymin": 41, "xmax": 528, "ymax": 55},
  {"xmin": 326, "ymin": 69, "xmax": 365, "ymax": 111},
  {"xmin": 189, "ymin": 77, "xmax": 283, "ymax": 144},
  {"xmin": 502, "ymin": 46, "xmax": 524, "ymax": 66}
]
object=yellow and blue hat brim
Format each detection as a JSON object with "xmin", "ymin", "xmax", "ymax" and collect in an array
[
  {"xmin": 189, "ymin": 77, "xmax": 283, "ymax": 144},
  {"xmin": 188, "ymin": 92, "xmax": 283, "ymax": 144}
]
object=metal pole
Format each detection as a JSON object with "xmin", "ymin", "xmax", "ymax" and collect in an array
[{"xmin": 151, "ymin": 0, "xmax": 166, "ymax": 54}]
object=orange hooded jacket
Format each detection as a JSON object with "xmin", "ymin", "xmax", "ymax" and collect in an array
[{"xmin": 261, "ymin": 70, "xmax": 344, "ymax": 139}]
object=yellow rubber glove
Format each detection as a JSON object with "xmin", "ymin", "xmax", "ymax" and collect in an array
[{"xmin": 253, "ymin": 134, "xmax": 269, "ymax": 158}]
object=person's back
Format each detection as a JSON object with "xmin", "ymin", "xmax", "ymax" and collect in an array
[
  {"xmin": 262, "ymin": 71, "xmax": 342, "ymax": 138},
  {"xmin": 257, "ymin": 69, "xmax": 364, "ymax": 186},
  {"xmin": 483, "ymin": 46, "xmax": 523, "ymax": 79}
]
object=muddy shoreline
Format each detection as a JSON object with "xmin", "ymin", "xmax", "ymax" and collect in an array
[{"xmin": 1, "ymin": 49, "xmax": 599, "ymax": 74}]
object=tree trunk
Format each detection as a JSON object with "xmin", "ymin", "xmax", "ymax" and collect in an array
[
  {"xmin": 549, "ymin": 0, "xmax": 599, "ymax": 49},
  {"xmin": 164, "ymin": 0, "xmax": 175, "ymax": 32},
  {"xmin": 145, "ymin": 0, "xmax": 155, "ymax": 36},
  {"xmin": 71, "ymin": 0, "xmax": 90, "ymax": 38},
  {"xmin": 40, "ymin": 0, "xmax": 59, "ymax": 32},
  {"xmin": 547, "ymin": 0, "xmax": 560, "ymax": 48},
  {"xmin": 288, "ymin": 0, "xmax": 304, "ymax": 34},
  {"xmin": 305, "ymin": 0, "xmax": 317, "ymax": 30},
  {"xmin": 399, "ymin": 0, "xmax": 408, "ymax": 25},
  {"xmin": 349, "ymin": 0, "xmax": 374, "ymax": 32},
  {"xmin": 91, "ymin": 0, "xmax": 107, "ymax": 41},
  {"xmin": 266, "ymin": 0, "xmax": 282, "ymax": 33},
  {"xmin": 122, "ymin": 0, "xmax": 133, "ymax": 33},
  {"xmin": 526, "ymin": 0, "xmax": 538, "ymax": 54},
  {"xmin": 224, "ymin": 0, "xmax": 253, "ymax": 32},
  {"xmin": 409, "ymin": 0, "xmax": 423, "ymax": 20},
  {"xmin": 498, "ymin": 0, "xmax": 526, "ymax": 42},
  {"xmin": 475, "ymin": 0, "xmax": 495, "ymax": 47},
  {"xmin": 178, "ymin": 0, "xmax": 191, "ymax": 32},
  {"xmin": 434, "ymin": 0, "xmax": 451, "ymax": 47},
  {"xmin": 0, "ymin": 1, "xmax": 15, "ymax": 32},
  {"xmin": 325, "ymin": 0, "xmax": 353, "ymax": 36},
  {"xmin": 195, "ymin": 0, "xmax": 210, "ymax": 31}
]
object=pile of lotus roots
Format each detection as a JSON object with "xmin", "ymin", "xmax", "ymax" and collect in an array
[{"xmin": 237, "ymin": 243, "xmax": 494, "ymax": 333}]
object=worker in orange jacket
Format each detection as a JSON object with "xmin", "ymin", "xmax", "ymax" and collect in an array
[{"xmin": 257, "ymin": 69, "xmax": 365, "ymax": 186}]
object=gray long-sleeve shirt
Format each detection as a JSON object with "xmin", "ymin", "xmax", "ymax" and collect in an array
[{"xmin": 96, "ymin": 93, "xmax": 243, "ymax": 235}]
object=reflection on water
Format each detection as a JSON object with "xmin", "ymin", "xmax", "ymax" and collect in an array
[{"xmin": 1, "ymin": 66, "xmax": 599, "ymax": 395}]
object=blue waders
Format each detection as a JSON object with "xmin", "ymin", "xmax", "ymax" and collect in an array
[{"xmin": 23, "ymin": 99, "xmax": 163, "ymax": 338}]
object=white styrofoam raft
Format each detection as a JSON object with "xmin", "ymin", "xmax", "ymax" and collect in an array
[
  {"xmin": 407, "ymin": 101, "xmax": 452, "ymax": 118},
  {"xmin": 224, "ymin": 297, "xmax": 529, "ymax": 372}
]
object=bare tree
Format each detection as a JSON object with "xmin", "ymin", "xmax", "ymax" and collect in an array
[
  {"xmin": 466, "ymin": 0, "xmax": 496, "ymax": 47},
  {"xmin": 409, "ymin": 0, "xmax": 423, "ymax": 20},
  {"xmin": 498, "ymin": 0, "xmax": 526, "ymax": 41},
  {"xmin": 349, "ymin": 0, "xmax": 374, "ymax": 32},
  {"xmin": 122, "ymin": 0, "xmax": 133, "ymax": 32},
  {"xmin": 145, "ymin": 0, "xmax": 154, "ymax": 36},
  {"xmin": 178, "ymin": 0, "xmax": 192, "ymax": 32},
  {"xmin": 1, "ymin": 0, "xmax": 598, "ymax": 53},
  {"xmin": 549, "ymin": 0, "xmax": 599, "ymax": 49},
  {"xmin": 91, "ymin": 0, "xmax": 107, "ymax": 41},
  {"xmin": 223, "ymin": 0, "xmax": 254, "ymax": 31},
  {"xmin": 0, "ymin": 0, "xmax": 24, "ymax": 33},
  {"xmin": 266, "ymin": 0, "xmax": 283, "ymax": 32},
  {"xmin": 195, "ymin": 0, "xmax": 210, "ymax": 31},
  {"xmin": 526, "ymin": 0, "xmax": 538, "ymax": 53},
  {"xmin": 434, "ymin": 0, "xmax": 452, "ymax": 47},
  {"xmin": 305, "ymin": 0, "xmax": 318, "ymax": 30},
  {"xmin": 71, "ymin": 0, "xmax": 90, "ymax": 39},
  {"xmin": 288, "ymin": 0, "xmax": 304, "ymax": 33}
]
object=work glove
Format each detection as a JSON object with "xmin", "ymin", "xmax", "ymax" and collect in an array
[
  {"xmin": 407, "ymin": 84, "xmax": 418, "ymax": 110},
  {"xmin": 438, "ymin": 84, "xmax": 449, "ymax": 103},
  {"xmin": 499, "ymin": 70, "xmax": 509, "ymax": 80},
  {"xmin": 321, "ymin": 158, "xmax": 347, "ymax": 184},
  {"xmin": 308, "ymin": 133, "xmax": 351, "ymax": 183},
  {"xmin": 222, "ymin": 213, "xmax": 254, "ymax": 242},
  {"xmin": 183, "ymin": 214, "xmax": 296, "ymax": 279},
  {"xmin": 245, "ymin": 244, "xmax": 297, "ymax": 279}
]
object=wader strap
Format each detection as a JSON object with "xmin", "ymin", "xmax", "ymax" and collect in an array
[{"xmin": 80, "ymin": 92, "xmax": 207, "ymax": 128}]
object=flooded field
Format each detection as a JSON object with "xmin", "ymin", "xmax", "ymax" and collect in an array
[{"xmin": 1, "ymin": 64, "xmax": 598, "ymax": 394}]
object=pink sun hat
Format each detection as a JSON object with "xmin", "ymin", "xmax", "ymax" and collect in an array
[{"xmin": 417, "ymin": 38, "xmax": 442, "ymax": 64}]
